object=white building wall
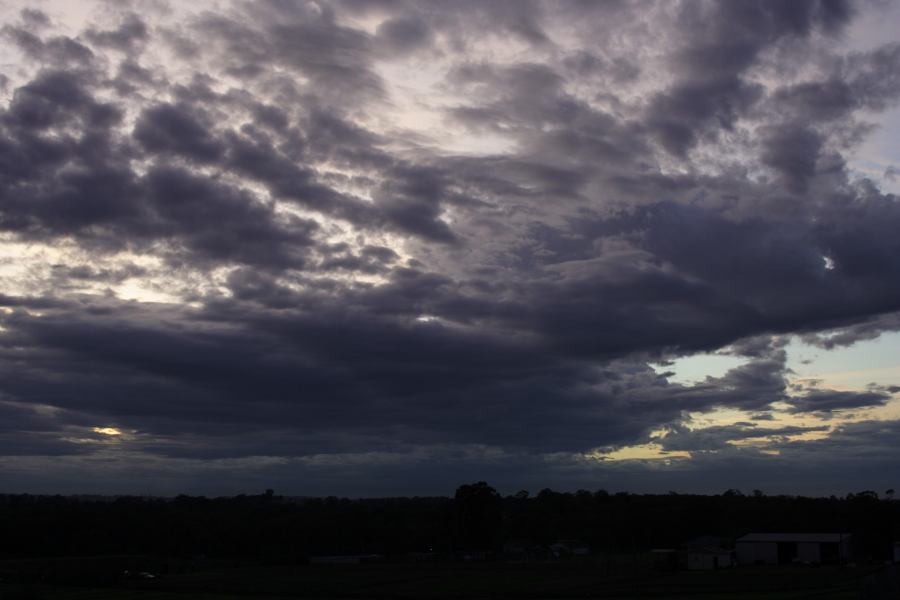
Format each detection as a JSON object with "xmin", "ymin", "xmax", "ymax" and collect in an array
[
  {"xmin": 687, "ymin": 552, "xmax": 715, "ymax": 570},
  {"xmin": 736, "ymin": 542, "xmax": 778, "ymax": 565},
  {"xmin": 797, "ymin": 543, "xmax": 821, "ymax": 563},
  {"xmin": 686, "ymin": 552, "xmax": 732, "ymax": 570}
]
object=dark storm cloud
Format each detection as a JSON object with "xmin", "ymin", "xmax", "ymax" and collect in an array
[
  {"xmin": 196, "ymin": 3, "xmax": 384, "ymax": 99},
  {"xmin": 786, "ymin": 387, "xmax": 893, "ymax": 415},
  {"xmin": 656, "ymin": 423, "xmax": 830, "ymax": 452},
  {"xmin": 374, "ymin": 165, "xmax": 459, "ymax": 243},
  {"xmin": 2, "ymin": 69, "xmax": 117, "ymax": 131},
  {"xmin": 759, "ymin": 124, "xmax": 824, "ymax": 192},
  {"xmin": 143, "ymin": 166, "xmax": 319, "ymax": 268},
  {"xmin": 48, "ymin": 262, "xmax": 147, "ymax": 285},
  {"xmin": 765, "ymin": 42, "xmax": 900, "ymax": 128},
  {"xmin": 375, "ymin": 16, "xmax": 431, "ymax": 53},
  {"xmin": 0, "ymin": 65, "xmax": 136, "ymax": 244},
  {"xmin": 0, "ymin": 294, "xmax": 802, "ymax": 459},
  {"xmin": 0, "ymin": 75, "xmax": 317, "ymax": 267},
  {"xmin": 803, "ymin": 419, "xmax": 900, "ymax": 457},
  {"xmin": 644, "ymin": 0, "xmax": 853, "ymax": 156},
  {"xmin": 434, "ymin": 195, "xmax": 900, "ymax": 367},
  {"xmin": 0, "ymin": 432, "xmax": 93, "ymax": 457},
  {"xmin": 799, "ymin": 312, "xmax": 900, "ymax": 349},
  {"xmin": 0, "ymin": 400, "xmax": 104, "ymax": 457},
  {"xmin": 2, "ymin": 26, "xmax": 94, "ymax": 67},
  {"xmin": 646, "ymin": 78, "xmax": 763, "ymax": 157},
  {"xmin": 133, "ymin": 103, "xmax": 225, "ymax": 163},
  {"xmin": 221, "ymin": 127, "xmax": 380, "ymax": 225},
  {"xmin": 1, "ymin": 0, "xmax": 900, "ymax": 495},
  {"xmin": 19, "ymin": 8, "xmax": 50, "ymax": 29},
  {"xmin": 315, "ymin": 243, "xmax": 399, "ymax": 274},
  {"xmin": 84, "ymin": 14, "xmax": 148, "ymax": 52}
]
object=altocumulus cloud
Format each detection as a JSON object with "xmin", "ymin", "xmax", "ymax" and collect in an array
[{"xmin": 1, "ymin": 0, "xmax": 900, "ymax": 496}]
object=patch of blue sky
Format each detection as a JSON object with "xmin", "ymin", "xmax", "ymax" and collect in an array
[
  {"xmin": 849, "ymin": 105, "xmax": 900, "ymax": 195},
  {"xmin": 786, "ymin": 331, "xmax": 900, "ymax": 391},
  {"xmin": 653, "ymin": 353, "xmax": 747, "ymax": 386},
  {"xmin": 654, "ymin": 331, "xmax": 900, "ymax": 392}
]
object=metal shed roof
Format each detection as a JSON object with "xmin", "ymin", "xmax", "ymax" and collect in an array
[{"xmin": 736, "ymin": 533, "xmax": 850, "ymax": 543}]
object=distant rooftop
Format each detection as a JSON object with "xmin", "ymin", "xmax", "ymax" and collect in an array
[{"xmin": 736, "ymin": 533, "xmax": 850, "ymax": 543}]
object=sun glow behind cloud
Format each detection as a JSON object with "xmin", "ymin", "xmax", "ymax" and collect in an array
[{"xmin": 92, "ymin": 427, "xmax": 123, "ymax": 436}]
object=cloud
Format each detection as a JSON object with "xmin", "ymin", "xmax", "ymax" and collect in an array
[
  {"xmin": 84, "ymin": 14, "xmax": 148, "ymax": 53},
  {"xmin": 134, "ymin": 103, "xmax": 225, "ymax": 163},
  {"xmin": 376, "ymin": 17, "xmax": 432, "ymax": 54},
  {"xmin": 656, "ymin": 423, "xmax": 830, "ymax": 452},
  {"xmin": 786, "ymin": 387, "xmax": 894, "ymax": 415},
  {"xmin": 0, "ymin": 0, "xmax": 899, "ymax": 495}
]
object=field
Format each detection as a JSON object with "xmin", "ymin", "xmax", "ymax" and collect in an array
[{"xmin": 0, "ymin": 556, "xmax": 884, "ymax": 600}]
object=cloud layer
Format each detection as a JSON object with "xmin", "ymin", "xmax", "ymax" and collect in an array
[{"xmin": 1, "ymin": 0, "xmax": 900, "ymax": 495}]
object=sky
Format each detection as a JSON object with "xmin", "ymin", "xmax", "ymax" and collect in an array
[{"xmin": 1, "ymin": 0, "xmax": 900, "ymax": 498}]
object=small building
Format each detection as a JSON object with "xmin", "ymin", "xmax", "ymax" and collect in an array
[
  {"xmin": 503, "ymin": 540, "xmax": 547, "ymax": 561},
  {"xmin": 309, "ymin": 554, "xmax": 381, "ymax": 565},
  {"xmin": 549, "ymin": 539, "xmax": 590, "ymax": 558},
  {"xmin": 650, "ymin": 548, "xmax": 678, "ymax": 571},
  {"xmin": 735, "ymin": 533, "xmax": 851, "ymax": 565},
  {"xmin": 681, "ymin": 536, "xmax": 735, "ymax": 570}
]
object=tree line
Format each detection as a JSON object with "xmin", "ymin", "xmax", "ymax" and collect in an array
[{"xmin": 1, "ymin": 484, "xmax": 897, "ymax": 561}]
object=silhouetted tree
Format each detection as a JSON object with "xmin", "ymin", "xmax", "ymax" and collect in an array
[
  {"xmin": 454, "ymin": 481, "xmax": 502, "ymax": 551},
  {"xmin": 3, "ymin": 485, "xmax": 900, "ymax": 563}
]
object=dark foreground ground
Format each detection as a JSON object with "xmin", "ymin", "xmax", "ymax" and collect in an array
[{"xmin": 1, "ymin": 557, "xmax": 893, "ymax": 600}]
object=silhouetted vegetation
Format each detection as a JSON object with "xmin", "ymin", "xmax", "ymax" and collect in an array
[{"xmin": 2, "ymin": 484, "xmax": 898, "ymax": 564}]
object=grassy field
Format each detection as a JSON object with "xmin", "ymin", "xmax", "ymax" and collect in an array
[{"xmin": 0, "ymin": 558, "xmax": 876, "ymax": 600}]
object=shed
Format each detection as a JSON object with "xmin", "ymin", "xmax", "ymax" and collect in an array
[
  {"xmin": 681, "ymin": 536, "xmax": 735, "ymax": 570},
  {"xmin": 735, "ymin": 533, "xmax": 850, "ymax": 565}
]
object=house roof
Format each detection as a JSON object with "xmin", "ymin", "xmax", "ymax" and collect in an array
[
  {"xmin": 736, "ymin": 533, "xmax": 850, "ymax": 544},
  {"xmin": 681, "ymin": 535, "xmax": 730, "ymax": 550}
]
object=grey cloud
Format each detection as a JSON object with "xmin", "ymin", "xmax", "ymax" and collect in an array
[
  {"xmin": 772, "ymin": 80, "xmax": 858, "ymax": 123},
  {"xmin": 643, "ymin": 0, "xmax": 853, "ymax": 157},
  {"xmin": 3, "ymin": 26, "xmax": 94, "ymax": 66},
  {"xmin": 222, "ymin": 128, "xmax": 375, "ymax": 225},
  {"xmin": 657, "ymin": 423, "xmax": 830, "ymax": 452},
  {"xmin": 885, "ymin": 165, "xmax": 899, "ymax": 181},
  {"xmin": 845, "ymin": 42, "xmax": 900, "ymax": 111},
  {"xmin": 375, "ymin": 166, "xmax": 459, "ymax": 244},
  {"xmin": 0, "ymin": 431, "xmax": 95, "ymax": 457},
  {"xmin": 197, "ymin": 6, "xmax": 385, "ymax": 101},
  {"xmin": 786, "ymin": 388, "xmax": 893, "ymax": 415},
  {"xmin": 370, "ymin": 0, "xmax": 550, "ymax": 49},
  {"xmin": 799, "ymin": 313, "xmax": 900, "ymax": 348},
  {"xmin": 750, "ymin": 413, "xmax": 777, "ymax": 421},
  {"xmin": 0, "ymin": 0, "xmax": 899, "ymax": 495},
  {"xmin": 84, "ymin": 14, "xmax": 148, "ymax": 52},
  {"xmin": 0, "ymin": 294, "xmax": 792, "ymax": 458},
  {"xmin": 0, "ymin": 78, "xmax": 318, "ymax": 268},
  {"xmin": 765, "ymin": 419, "xmax": 900, "ymax": 468},
  {"xmin": 49, "ymin": 262, "xmax": 147, "ymax": 285},
  {"xmin": 2, "ymin": 70, "xmax": 118, "ymax": 131},
  {"xmin": 726, "ymin": 336, "xmax": 788, "ymax": 358},
  {"xmin": 647, "ymin": 77, "xmax": 763, "ymax": 156},
  {"xmin": 317, "ymin": 243, "xmax": 400, "ymax": 274},
  {"xmin": 19, "ymin": 8, "xmax": 50, "ymax": 29},
  {"xmin": 376, "ymin": 17, "xmax": 431, "ymax": 53},
  {"xmin": 134, "ymin": 104, "xmax": 225, "ymax": 163},
  {"xmin": 768, "ymin": 43, "xmax": 900, "ymax": 123},
  {"xmin": 759, "ymin": 124, "xmax": 823, "ymax": 192},
  {"xmin": 143, "ymin": 166, "xmax": 319, "ymax": 269}
]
